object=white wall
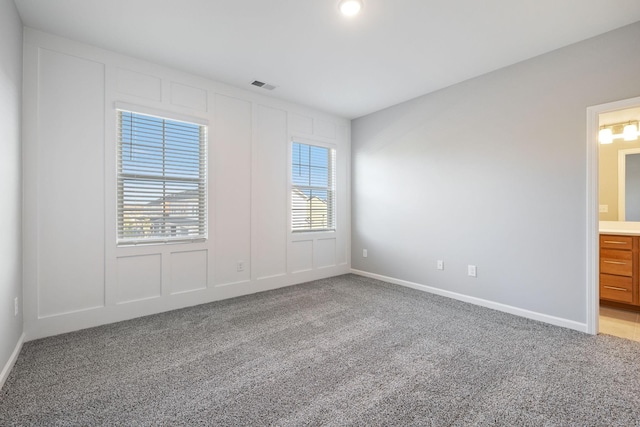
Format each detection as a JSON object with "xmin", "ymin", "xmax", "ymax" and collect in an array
[
  {"xmin": 351, "ymin": 21, "xmax": 640, "ymax": 331},
  {"xmin": 0, "ymin": 0, "xmax": 24, "ymax": 386},
  {"xmin": 22, "ymin": 29, "xmax": 350, "ymax": 340}
]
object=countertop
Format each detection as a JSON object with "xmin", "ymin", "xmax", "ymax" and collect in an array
[{"xmin": 600, "ymin": 221, "xmax": 640, "ymax": 236}]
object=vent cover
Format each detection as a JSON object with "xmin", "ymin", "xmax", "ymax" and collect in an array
[{"xmin": 251, "ymin": 80, "xmax": 276, "ymax": 91}]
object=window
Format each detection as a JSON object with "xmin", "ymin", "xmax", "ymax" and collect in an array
[
  {"xmin": 117, "ymin": 110, "xmax": 207, "ymax": 245},
  {"xmin": 291, "ymin": 142, "xmax": 336, "ymax": 232}
]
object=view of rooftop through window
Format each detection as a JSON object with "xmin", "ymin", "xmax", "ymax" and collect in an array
[
  {"xmin": 291, "ymin": 142, "xmax": 335, "ymax": 231},
  {"xmin": 117, "ymin": 111, "xmax": 207, "ymax": 244}
]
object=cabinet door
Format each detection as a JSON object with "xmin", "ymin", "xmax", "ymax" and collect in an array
[
  {"xmin": 600, "ymin": 274, "xmax": 633, "ymax": 303},
  {"xmin": 600, "ymin": 249, "xmax": 633, "ymax": 276},
  {"xmin": 600, "ymin": 235, "xmax": 633, "ymax": 250}
]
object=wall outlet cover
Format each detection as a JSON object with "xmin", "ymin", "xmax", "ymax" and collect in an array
[{"xmin": 468, "ymin": 265, "xmax": 477, "ymax": 277}]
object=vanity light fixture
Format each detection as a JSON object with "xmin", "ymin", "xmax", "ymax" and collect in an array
[
  {"xmin": 599, "ymin": 128, "xmax": 614, "ymax": 144},
  {"xmin": 624, "ymin": 122, "xmax": 639, "ymax": 141},
  {"xmin": 339, "ymin": 0, "xmax": 363, "ymax": 16},
  {"xmin": 599, "ymin": 120, "xmax": 640, "ymax": 144}
]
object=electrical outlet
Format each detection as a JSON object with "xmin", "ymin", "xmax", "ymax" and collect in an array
[
  {"xmin": 237, "ymin": 261, "xmax": 245, "ymax": 272},
  {"xmin": 14, "ymin": 297, "xmax": 18, "ymax": 316},
  {"xmin": 363, "ymin": 249, "xmax": 368, "ymax": 258},
  {"xmin": 437, "ymin": 260, "xmax": 444, "ymax": 270},
  {"xmin": 468, "ymin": 265, "xmax": 477, "ymax": 277}
]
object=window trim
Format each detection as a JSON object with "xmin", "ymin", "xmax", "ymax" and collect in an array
[
  {"xmin": 289, "ymin": 137, "xmax": 337, "ymax": 235},
  {"xmin": 116, "ymin": 107, "xmax": 208, "ymax": 246}
]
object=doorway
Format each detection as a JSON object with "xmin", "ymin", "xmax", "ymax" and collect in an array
[{"xmin": 587, "ymin": 96, "xmax": 640, "ymax": 339}]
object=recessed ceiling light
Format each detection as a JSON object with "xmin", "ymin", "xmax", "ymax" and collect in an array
[{"xmin": 339, "ymin": 0, "xmax": 363, "ymax": 17}]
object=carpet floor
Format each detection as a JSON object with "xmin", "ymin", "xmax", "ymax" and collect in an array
[{"xmin": 1, "ymin": 274, "xmax": 640, "ymax": 426}]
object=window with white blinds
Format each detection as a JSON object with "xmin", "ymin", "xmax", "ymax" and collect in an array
[
  {"xmin": 117, "ymin": 110, "xmax": 207, "ymax": 245},
  {"xmin": 291, "ymin": 142, "xmax": 336, "ymax": 232}
]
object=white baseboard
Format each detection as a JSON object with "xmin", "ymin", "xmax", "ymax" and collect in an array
[
  {"xmin": 0, "ymin": 332, "xmax": 25, "ymax": 391},
  {"xmin": 351, "ymin": 269, "xmax": 588, "ymax": 333}
]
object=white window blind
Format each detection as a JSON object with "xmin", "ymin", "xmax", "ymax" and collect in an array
[
  {"xmin": 291, "ymin": 142, "xmax": 336, "ymax": 232},
  {"xmin": 117, "ymin": 110, "xmax": 207, "ymax": 245}
]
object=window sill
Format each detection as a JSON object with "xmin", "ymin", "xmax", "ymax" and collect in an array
[
  {"xmin": 117, "ymin": 237, "xmax": 207, "ymax": 247},
  {"xmin": 290, "ymin": 230, "xmax": 336, "ymax": 241}
]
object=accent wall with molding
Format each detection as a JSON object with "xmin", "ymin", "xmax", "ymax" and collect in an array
[{"xmin": 22, "ymin": 29, "xmax": 350, "ymax": 340}]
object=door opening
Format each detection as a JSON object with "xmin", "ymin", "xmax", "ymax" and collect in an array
[{"xmin": 587, "ymin": 96, "xmax": 640, "ymax": 339}]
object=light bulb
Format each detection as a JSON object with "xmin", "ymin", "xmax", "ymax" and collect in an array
[
  {"xmin": 599, "ymin": 128, "xmax": 613, "ymax": 144},
  {"xmin": 623, "ymin": 123, "xmax": 638, "ymax": 141},
  {"xmin": 339, "ymin": 0, "xmax": 363, "ymax": 16}
]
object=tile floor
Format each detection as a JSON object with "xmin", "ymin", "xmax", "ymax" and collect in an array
[{"xmin": 599, "ymin": 305, "xmax": 640, "ymax": 342}]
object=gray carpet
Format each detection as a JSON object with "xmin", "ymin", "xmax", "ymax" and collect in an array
[{"xmin": 1, "ymin": 274, "xmax": 640, "ymax": 426}]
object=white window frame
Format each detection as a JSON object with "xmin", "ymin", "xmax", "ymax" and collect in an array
[
  {"xmin": 116, "ymin": 106, "xmax": 208, "ymax": 246},
  {"xmin": 289, "ymin": 138, "xmax": 337, "ymax": 234}
]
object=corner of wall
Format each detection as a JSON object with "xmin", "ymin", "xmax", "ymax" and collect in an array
[{"xmin": 0, "ymin": 0, "xmax": 25, "ymax": 389}]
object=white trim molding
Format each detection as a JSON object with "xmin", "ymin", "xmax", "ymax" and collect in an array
[
  {"xmin": 351, "ymin": 269, "xmax": 588, "ymax": 333},
  {"xmin": 0, "ymin": 333, "xmax": 25, "ymax": 391}
]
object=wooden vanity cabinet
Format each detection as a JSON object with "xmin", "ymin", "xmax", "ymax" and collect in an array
[{"xmin": 600, "ymin": 234, "xmax": 639, "ymax": 308}]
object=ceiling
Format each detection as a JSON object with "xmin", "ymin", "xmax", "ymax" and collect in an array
[{"xmin": 14, "ymin": 0, "xmax": 640, "ymax": 119}]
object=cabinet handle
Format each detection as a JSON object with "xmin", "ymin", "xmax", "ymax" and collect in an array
[
  {"xmin": 603, "ymin": 260, "xmax": 627, "ymax": 265},
  {"xmin": 603, "ymin": 241, "xmax": 628, "ymax": 244},
  {"xmin": 603, "ymin": 285, "xmax": 628, "ymax": 292}
]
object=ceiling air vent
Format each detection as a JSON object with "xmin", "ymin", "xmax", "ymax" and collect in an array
[{"xmin": 251, "ymin": 80, "xmax": 276, "ymax": 91}]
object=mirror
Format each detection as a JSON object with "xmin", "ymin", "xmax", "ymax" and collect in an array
[{"xmin": 599, "ymin": 106, "xmax": 640, "ymax": 222}]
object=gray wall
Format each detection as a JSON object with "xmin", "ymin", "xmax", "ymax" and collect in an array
[
  {"xmin": 351, "ymin": 21, "xmax": 640, "ymax": 324},
  {"xmin": 0, "ymin": 0, "xmax": 23, "ymax": 378}
]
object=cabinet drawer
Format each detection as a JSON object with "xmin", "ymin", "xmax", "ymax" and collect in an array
[
  {"xmin": 600, "ymin": 249, "xmax": 633, "ymax": 276},
  {"xmin": 600, "ymin": 274, "xmax": 633, "ymax": 303},
  {"xmin": 600, "ymin": 235, "xmax": 633, "ymax": 250}
]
